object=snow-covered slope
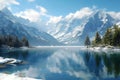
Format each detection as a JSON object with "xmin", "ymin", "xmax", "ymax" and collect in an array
[
  {"xmin": 77, "ymin": 11, "xmax": 116, "ymax": 45},
  {"xmin": 0, "ymin": 8, "xmax": 60, "ymax": 46},
  {"xmin": 48, "ymin": 10, "xmax": 119, "ymax": 45}
]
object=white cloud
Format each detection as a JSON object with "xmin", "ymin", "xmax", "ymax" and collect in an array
[
  {"xmin": 15, "ymin": 6, "xmax": 48, "ymax": 22},
  {"xmin": 108, "ymin": 11, "xmax": 120, "ymax": 20},
  {"xmin": 36, "ymin": 5, "xmax": 47, "ymax": 15},
  {"xmin": 15, "ymin": 9, "xmax": 40, "ymax": 22},
  {"xmin": 14, "ymin": 5, "xmax": 63, "ymax": 30},
  {"xmin": 46, "ymin": 7, "xmax": 93, "ymax": 28},
  {"xmin": 47, "ymin": 16, "xmax": 62, "ymax": 24},
  {"xmin": 0, "ymin": 0, "xmax": 19, "ymax": 10},
  {"xmin": 27, "ymin": 0, "xmax": 35, "ymax": 2},
  {"xmin": 65, "ymin": 7, "xmax": 93, "ymax": 20}
]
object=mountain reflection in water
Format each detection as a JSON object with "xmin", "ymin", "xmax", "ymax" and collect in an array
[{"xmin": 0, "ymin": 47, "xmax": 120, "ymax": 80}]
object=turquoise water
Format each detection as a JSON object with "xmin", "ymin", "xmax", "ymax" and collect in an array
[{"xmin": 0, "ymin": 47, "xmax": 120, "ymax": 80}]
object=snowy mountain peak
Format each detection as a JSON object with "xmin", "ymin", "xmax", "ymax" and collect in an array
[
  {"xmin": 0, "ymin": 8, "xmax": 60, "ymax": 46},
  {"xmin": 1, "ymin": 7, "xmax": 13, "ymax": 17},
  {"xmin": 48, "ymin": 10, "xmax": 119, "ymax": 45}
]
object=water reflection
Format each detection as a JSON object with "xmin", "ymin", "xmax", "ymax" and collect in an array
[
  {"xmin": 0, "ymin": 49, "xmax": 29, "ymax": 60},
  {"xmin": 0, "ymin": 47, "xmax": 120, "ymax": 80},
  {"xmin": 45, "ymin": 48, "xmax": 93, "ymax": 80},
  {"xmin": 84, "ymin": 51, "xmax": 120, "ymax": 79}
]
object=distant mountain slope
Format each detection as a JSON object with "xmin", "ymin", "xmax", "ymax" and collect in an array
[
  {"xmin": 48, "ymin": 10, "xmax": 119, "ymax": 45},
  {"xmin": 0, "ymin": 8, "xmax": 60, "ymax": 46}
]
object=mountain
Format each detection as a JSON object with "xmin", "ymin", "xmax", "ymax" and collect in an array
[
  {"xmin": 48, "ymin": 10, "xmax": 119, "ymax": 45},
  {"xmin": 0, "ymin": 8, "xmax": 60, "ymax": 46}
]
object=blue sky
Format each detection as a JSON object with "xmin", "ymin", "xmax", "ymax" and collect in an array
[
  {"xmin": 0, "ymin": 0, "xmax": 120, "ymax": 25},
  {"xmin": 9, "ymin": 0, "xmax": 120, "ymax": 16},
  {"xmin": 36, "ymin": 0, "xmax": 120, "ymax": 16}
]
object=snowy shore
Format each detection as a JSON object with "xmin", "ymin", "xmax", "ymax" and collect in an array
[
  {"xmin": 81, "ymin": 46, "xmax": 120, "ymax": 52},
  {"xmin": 0, "ymin": 57, "xmax": 23, "ymax": 65},
  {"xmin": 33, "ymin": 46, "xmax": 120, "ymax": 52},
  {"xmin": 0, "ymin": 57, "xmax": 41, "ymax": 80},
  {"xmin": 0, "ymin": 73, "xmax": 40, "ymax": 80}
]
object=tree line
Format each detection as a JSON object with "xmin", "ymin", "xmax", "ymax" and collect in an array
[
  {"xmin": 85, "ymin": 25, "xmax": 120, "ymax": 47},
  {"xmin": 0, "ymin": 35, "xmax": 29, "ymax": 48}
]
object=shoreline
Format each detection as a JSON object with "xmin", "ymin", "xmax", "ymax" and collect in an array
[
  {"xmin": 0, "ymin": 46, "xmax": 120, "ymax": 52},
  {"xmin": 83, "ymin": 46, "xmax": 120, "ymax": 52},
  {"xmin": 0, "ymin": 73, "xmax": 40, "ymax": 80}
]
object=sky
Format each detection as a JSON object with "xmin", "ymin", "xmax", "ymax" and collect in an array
[
  {"xmin": 0, "ymin": 0, "xmax": 120, "ymax": 28},
  {"xmin": 6, "ymin": 0, "xmax": 120, "ymax": 16}
]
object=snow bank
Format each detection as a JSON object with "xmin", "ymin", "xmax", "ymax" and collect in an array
[
  {"xmin": 33, "ymin": 46, "xmax": 120, "ymax": 53},
  {"xmin": 0, "ymin": 73, "xmax": 41, "ymax": 80},
  {"xmin": 0, "ymin": 57, "xmax": 23, "ymax": 65},
  {"xmin": 82, "ymin": 46, "xmax": 120, "ymax": 53}
]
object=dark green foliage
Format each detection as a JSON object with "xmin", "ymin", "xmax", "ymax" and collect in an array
[
  {"xmin": 94, "ymin": 32, "xmax": 102, "ymax": 45},
  {"xmin": 113, "ymin": 25, "xmax": 120, "ymax": 46},
  {"xmin": 103, "ymin": 28, "xmax": 113, "ymax": 45},
  {"xmin": 21, "ymin": 37, "xmax": 29, "ymax": 47},
  {"xmin": 85, "ymin": 52, "xmax": 120, "ymax": 77},
  {"xmin": 0, "ymin": 35, "xmax": 29, "ymax": 48},
  {"xmin": 103, "ymin": 25, "xmax": 120, "ymax": 46},
  {"xmin": 84, "ymin": 35, "xmax": 91, "ymax": 47},
  {"xmin": 92, "ymin": 25, "xmax": 120, "ymax": 47}
]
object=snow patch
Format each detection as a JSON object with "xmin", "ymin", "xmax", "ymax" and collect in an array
[
  {"xmin": 0, "ymin": 73, "xmax": 41, "ymax": 80},
  {"xmin": 0, "ymin": 57, "xmax": 23, "ymax": 65}
]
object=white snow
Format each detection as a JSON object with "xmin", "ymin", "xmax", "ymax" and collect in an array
[
  {"xmin": 82, "ymin": 46, "xmax": 120, "ymax": 53},
  {"xmin": 0, "ymin": 57, "xmax": 41, "ymax": 80},
  {"xmin": 0, "ymin": 57, "xmax": 22, "ymax": 64},
  {"xmin": 0, "ymin": 73, "xmax": 41, "ymax": 80},
  {"xmin": 47, "ymin": 10, "xmax": 119, "ymax": 45},
  {"xmin": 33, "ymin": 46, "xmax": 120, "ymax": 52}
]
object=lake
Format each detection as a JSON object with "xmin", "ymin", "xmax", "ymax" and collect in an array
[{"xmin": 0, "ymin": 47, "xmax": 120, "ymax": 80}]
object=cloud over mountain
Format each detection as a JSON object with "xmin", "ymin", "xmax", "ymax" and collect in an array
[
  {"xmin": 15, "ymin": 9, "xmax": 41, "ymax": 22},
  {"xmin": 15, "ymin": 5, "xmax": 48, "ymax": 22},
  {"xmin": 0, "ymin": 0, "xmax": 19, "ymax": 10}
]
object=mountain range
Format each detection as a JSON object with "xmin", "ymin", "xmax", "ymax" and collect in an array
[
  {"xmin": 0, "ymin": 8, "xmax": 60, "ymax": 46},
  {"xmin": 0, "ymin": 8, "xmax": 120, "ymax": 46},
  {"xmin": 48, "ymin": 10, "xmax": 120, "ymax": 45}
]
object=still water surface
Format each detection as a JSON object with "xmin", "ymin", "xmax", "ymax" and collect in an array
[{"xmin": 0, "ymin": 47, "xmax": 120, "ymax": 80}]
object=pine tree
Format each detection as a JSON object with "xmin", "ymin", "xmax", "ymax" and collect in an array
[
  {"xmin": 113, "ymin": 25, "xmax": 120, "ymax": 46},
  {"xmin": 25, "ymin": 40, "xmax": 29, "ymax": 47},
  {"xmin": 84, "ymin": 35, "xmax": 91, "ymax": 48},
  {"xmin": 94, "ymin": 32, "xmax": 102, "ymax": 45},
  {"xmin": 0, "ymin": 35, "xmax": 29, "ymax": 48},
  {"xmin": 14, "ymin": 36, "xmax": 20, "ymax": 47},
  {"xmin": 21, "ymin": 37, "xmax": 29, "ymax": 47},
  {"xmin": 103, "ymin": 28, "xmax": 113, "ymax": 45},
  {"xmin": 0, "ymin": 35, "xmax": 2, "ymax": 47}
]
